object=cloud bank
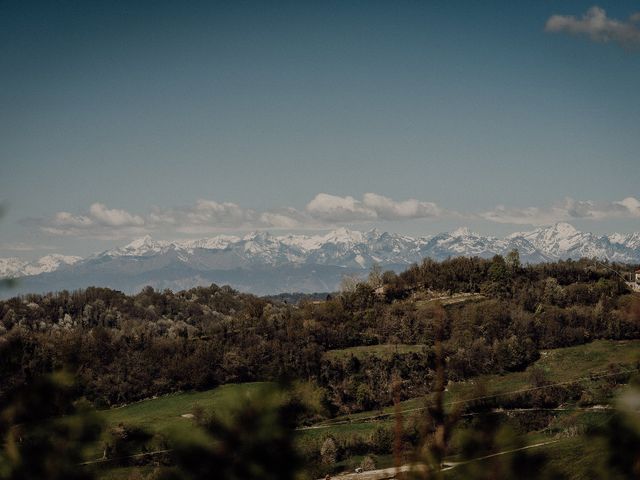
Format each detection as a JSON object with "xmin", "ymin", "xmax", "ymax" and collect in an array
[
  {"xmin": 40, "ymin": 203, "xmax": 147, "ymax": 238},
  {"xmin": 31, "ymin": 195, "xmax": 640, "ymax": 238},
  {"xmin": 545, "ymin": 6, "xmax": 640, "ymax": 48},
  {"xmin": 34, "ymin": 193, "xmax": 447, "ymax": 238},
  {"xmin": 482, "ymin": 197, "xmax": 640, "ymax": 225},
  {"xmin": 305, "ymin": 193, "xmax": 443, "ymax": 222}
]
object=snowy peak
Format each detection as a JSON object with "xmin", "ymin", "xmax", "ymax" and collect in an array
[
  {"xmin": 181, "ymin": 235, "xmax": 240, "ymax": 250},
  {"xmin": 510, "ymin": 222, "xmax": 576, "ymax": 238},
  {"xmin": 0, "ymin": 258, "xmax": 26, "ymax": 278},
  {"xmin": 124, "ymin": 235, "xmax": 155, "ymax": 250},
  {"xmin": 449, "ymin": 226, "xmax": 475, "ymax": 238},
  {"xmin": 277, "ymin": 233, "xmax": 326, "ymax": 251},
  {"xmin": 105, "ymin": 235, "xmax": 171, "ymax": 257},
  {"xmin": 609, "ymin": 232, "xmax": 640, "ymax": 250},
  {"xmin": 0, "ymin": 254, "xmax": 81, "ymax": 278},
  {"xmin": 551, "ymin": 222, "xmax": 580, "ymax": 236},
  {"xmin": 508, "ymin": 223, "xmax": 638, "ymax": 263},
  {"xmin": 23, "ymin": 254, "xmax": 82, "ymax": 275},
  {"xmin": 3, "ymin": 224, "xmax": 640, "ymax": 285},
  {"xmin": 241, "ymin": 231, "xmax": 273, "ymax": 242},
  {"xmin": 510, "ymin": 222, "xmax": 586, "ymax": 251},
  {"xmin": 321, "ymin": 227, "xmax": 365, "ymax": 245},
  {"xmin": 609, "ymin": 233, "xmax": 628, "ymax": 245}
]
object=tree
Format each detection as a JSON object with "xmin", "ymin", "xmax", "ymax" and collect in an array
[
  {"xmin": 157, "ymin": 384, "xmax": 305, "ymax": 480},
  {"xmin": 340, "ymin": 274, "xmax": 361, "ymax": 294},
  {"xmin": 488, "ymin": 255, "xmax": 509, "ymax": 284},
  {"xmin": 320, "ymin": 436, "xmax": 338, "ymax": 466},
  {"xmin": 0, "ymin": 372, "xmax": 103, "ymax": 480},
  {"xmin": 368, "ymin": 264, "xmax": 383, "ymax": 289},
  {"xmin": 506, "ymin": 249, "xmax": 521, "ymax": 272}
]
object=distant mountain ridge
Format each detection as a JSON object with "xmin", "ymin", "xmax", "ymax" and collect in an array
[
  {"xmin": 0, "ymin": 254, "xmax": 82, "ymax": 278},
  {"xmin": 2, "ymin": 223, "xmax": 639, "ymax": 296}
]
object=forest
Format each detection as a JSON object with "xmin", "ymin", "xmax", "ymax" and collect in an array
[
  {"xmin": 1, "ymin": 253, "xmax": 640, "ymax": 479},
  {"xmin": 1, "ymin": 254, "xmax": 637, "ymax": 410}
]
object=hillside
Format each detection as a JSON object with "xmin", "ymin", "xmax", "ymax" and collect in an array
[
  {"xmin": 89, "ymin": 340, "xmax": 640, "ymax": 479},
  {"xmin": 2, "ymin": 255, "xmax": 640, "ymax": 479}
]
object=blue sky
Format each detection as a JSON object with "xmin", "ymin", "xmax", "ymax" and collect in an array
[{"xmin": 1, "ymin": 1, "xmax": 639, "ymax": 258}]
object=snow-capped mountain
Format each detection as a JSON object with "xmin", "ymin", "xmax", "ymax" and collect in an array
[
  {"xmin": 2, "ymin": 224, "xmax": 639, "ymax": 296},
  {"xmin": 420, "ymin": 227, "xmax": 553, "ymax": 264},
  {"xmin": 509, "ymin": 223, "xmax": 639, "ymax": 263},
  {"xmin": 0, "ymin": 254, "xmax": 82, "ymax": 278},
  {"xmin": 0, "ymin": 258, "xmax": 27, "ymax": 278},
  {"xmin": 609, "ymin": 232, "xmax": 640, "ymax": 251},
  {"xmin": 103, "ymin": 235, "xmax": 173, "ymax": 257},
  {"xmin": 96, "ymin": 227, "xmax": 426, "ymax": 270}
]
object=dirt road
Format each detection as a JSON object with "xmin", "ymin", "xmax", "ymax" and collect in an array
[{"xmin": 320, "ymin": 439, "xmax": 560, "ymax": 479}]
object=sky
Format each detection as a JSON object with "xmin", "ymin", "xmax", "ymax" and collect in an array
[{"xmin": 1, "ymin": 0, "xmax": 639, "ymax": 258}]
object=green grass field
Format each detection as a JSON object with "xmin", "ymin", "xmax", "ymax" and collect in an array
[
  {"xmin": 90, "ymin": 382, "xmax": 269, "ymax": 478},
  {"xmin": 99, "ymin": 382, "xmax": 268, "ymax": 438},
  {"xmin": 305, "ymin": 339, "xmax": 640, "ymax": 478},
  {"xmin": 94, "ymin": 339, "xmax": 640, "ymax": 479},
  {"xmin": 314, "ymin": 339, "xmax": 640, "ymax": 429},
  {"xmin": 98, "ymin": 339, "xmax": 640, "ymax": 443},
  {"xmin": 446, "ymin": 338, "xmax": 640, "ymax": 402}
]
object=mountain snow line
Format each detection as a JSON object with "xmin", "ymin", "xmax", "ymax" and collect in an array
[{"xmin": 298, "ymin": 366, "xmax": 639, "ymax": 430}]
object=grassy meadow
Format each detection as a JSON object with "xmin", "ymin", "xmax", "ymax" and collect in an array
[{"xmin": 93, "ymin": 339, "xmax": 640, "ymax": 479}]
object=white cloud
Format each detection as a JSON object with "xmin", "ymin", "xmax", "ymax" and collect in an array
[
  {"xmin": 482, "ymin": 197, "xmax": 640, "ymax": 225},
  {"xmin": 258, "ymin": 211, "xmax": 301, "ymax": 229},
  {"xmin": 89, "ymin": 203, "xmax": 145, "ymax": 227},
  {"xmin": 35, "ymin": 193, "xmax": 447, "ymax": 238},
  {"xmin": 34, "ymin": 194, "xmax": 638, "ymax": 238},
  {"xmin": 545, "ymin": 6, "xmax": 640, "ymax": 47},
  {"xmin": 305, "ymin": 193, "xmax": 444, "ymax": 222},
  {"xmin": 306, "ymin": 193, "xmax": 377, "ymax": 222},
  {"xmin": 616, "ymin": 196, "xmax": 640, "ymax": 213},
  {"xmin": 152, "ymin": 200, "xmax": 257, "ymax": 231},
  {"xmin": 37, "ymin": 203, "xmax": 147, "ymax": 238},
  {"xmin": 148, "ymin": 200, "xmax": 303, "ymax": 232},
  {"xmin": 38, "ymin": 200, "xmax": 288, "ymax": 238},
  {"xmin": 362, "ymin": 193, "xmax": 442, "ymax": 220},
  {"xmin": 52, "ymin": 211, "xmax": 94, "ymax": 228}
]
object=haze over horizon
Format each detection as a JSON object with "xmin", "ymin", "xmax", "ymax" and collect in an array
[{"xmin": 2, "ymin": 1, "xmax": 639, "ymax": 259}]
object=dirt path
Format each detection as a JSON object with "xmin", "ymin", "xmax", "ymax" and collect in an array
[{"xmin": 320, "ymin": 439, "xmax": 561, "ymax": 479}]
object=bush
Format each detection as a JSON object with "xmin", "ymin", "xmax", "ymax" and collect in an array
[
  {"xmin": 369, "ymin": 426, "xmax": 393, "ymax": 454},
  {"xmin": 360, "ymin": 455, "xmax": 377, "ymax": 471},
  {"xmin": 320, "ymin": 436, "xmax": 338, "ymax": 465}
]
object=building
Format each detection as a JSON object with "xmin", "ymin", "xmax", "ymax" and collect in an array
[{"xmin": 624, "ymin": 270, "xmax": 640, "ymax": 292}]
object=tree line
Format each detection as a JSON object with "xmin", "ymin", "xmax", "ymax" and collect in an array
[{"xmin": 0, "ymin": 254, "xmax": 638, "ymax": 414}]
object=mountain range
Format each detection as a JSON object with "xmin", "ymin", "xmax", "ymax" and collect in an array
[{"xmin": 2, "ymin": 223, "xmax": 639, "ymax": 296}]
